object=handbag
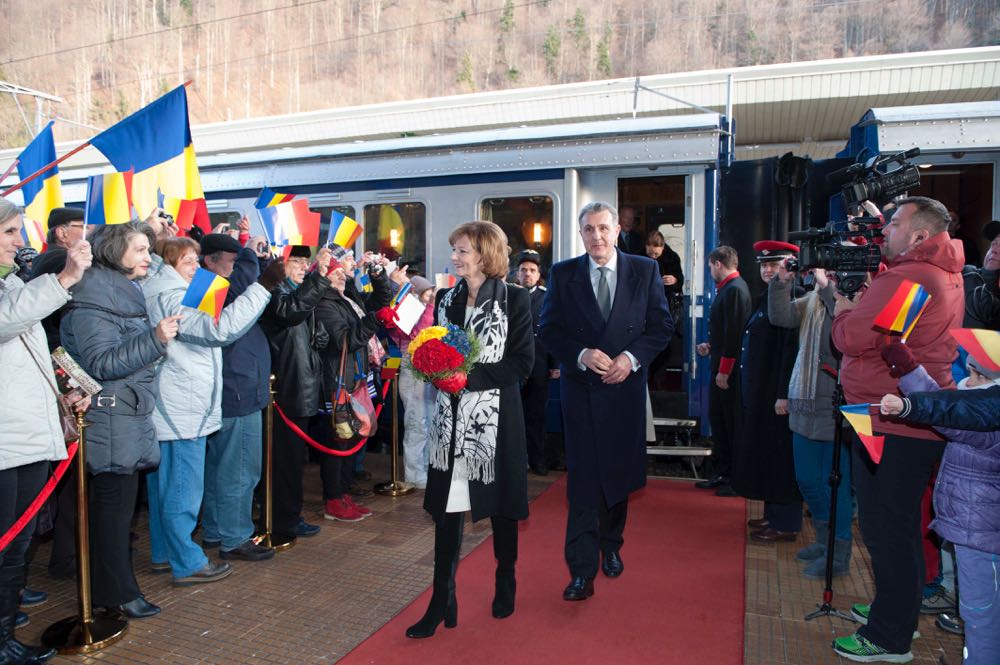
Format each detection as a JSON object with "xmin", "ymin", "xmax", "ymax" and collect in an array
[
  {"xmin": 331, "ymin": 335, "xmax": 378, "ymax": 447},
  {"xmin": 19, "ymin": 337, "xmax": 80, "ymax": 443}
]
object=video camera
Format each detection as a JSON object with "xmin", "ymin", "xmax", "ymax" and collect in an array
[{"xmin": 785, "ymin": 148, "xmax": 922, "ymax": 295}]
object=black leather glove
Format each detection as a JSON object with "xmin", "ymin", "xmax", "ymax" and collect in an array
[{"xmin": 258, "ymin": 260, "xmax": 286, "ymax": 291}]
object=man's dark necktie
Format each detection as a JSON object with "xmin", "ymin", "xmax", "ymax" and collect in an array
[{"xmin": 597, "ymin": 266, "xmax": 611, "ymax": 321}]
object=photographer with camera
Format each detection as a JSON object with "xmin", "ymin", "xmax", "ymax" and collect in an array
[{"xmin": 830, "ymin": 196, "xmax": 965, "ymax": 663}]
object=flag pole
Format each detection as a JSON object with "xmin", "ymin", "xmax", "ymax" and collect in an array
[
  {"xmin": 2, "ymin": 81, "xmax": 195, "ymax": 199},
  {"xmin": 0, "ymin": 159, "xmax": 19, "ymax": 186}
]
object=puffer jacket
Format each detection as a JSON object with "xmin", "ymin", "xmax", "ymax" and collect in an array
[
  {"xmin": 0, "ymin": 271, "xmax": 71, "ymax": 471},
  {"xmin": 258, "ymin": 272, "xmax": 331, "ymax": 418},
  {"xmin": 898, "ymin": 366, "xmax": 1000, "ymax": 555},
  {"xmin": 142, "ymin": 263, "xmax": 271, "ymax": 441},
  {"xmin": 832, "ymin": 232, "xmax": 965, "ymax": 440},
  {"xmin": 60, "ymin": 266, "xmax": 166, "ymax": 475}
]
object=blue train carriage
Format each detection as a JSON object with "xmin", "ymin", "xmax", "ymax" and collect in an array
[{"xmin": 45, "ymin": 108, "xmax": 732, "ymax": 440}]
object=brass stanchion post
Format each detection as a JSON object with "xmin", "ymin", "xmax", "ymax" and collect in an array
[
  {"xmin": 254, "ymin": 375, "xmax": 295, "ymax": 551},
  {"xmin": 376, "ymin": 378, "xmax": 413, "ymax": 496},
  {"xmin": 42, "ymin": 412, "xmax": 128, "ymax": 654}
]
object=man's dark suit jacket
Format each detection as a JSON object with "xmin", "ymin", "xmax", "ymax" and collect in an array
[{"xmin": 538, "ymin": 250, "xmax": 672, "ymax": 509}]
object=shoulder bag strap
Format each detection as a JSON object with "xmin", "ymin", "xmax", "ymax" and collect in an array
[
  {"xmin": 334, "ymin": 334, "xmax": 349, "ymax": 400},
  {"xmin": 19, "ymin": 335, "xmax": 61, "ymax": 400}
]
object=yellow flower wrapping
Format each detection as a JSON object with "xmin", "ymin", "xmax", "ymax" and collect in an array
[{"xmin": 408, "ymin": 325, "xmax": 449, "ymax": 356}]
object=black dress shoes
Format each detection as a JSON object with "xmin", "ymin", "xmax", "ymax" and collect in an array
[
  {"xmin": 601, "ymin": 551, "xmax": 624, "ymax": 578},
  {"xmin": 114, "ymin": 595, "xmax": 161, "ymax": 619},
  {"xmin": 694, "ymin": 474, "xmax": 729, "ymax": 490},
  {"xmin": 562, "ymin": 576, "xmax": 595, "ymax": 601}
]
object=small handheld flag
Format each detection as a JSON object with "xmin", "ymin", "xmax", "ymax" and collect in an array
[
  {"xmin": 390, "ymin": 281, "xmax": 412, "ymax": 308},
  {"xmin": 17, "ymin": 121, "xmax": 63, "ymax": 233},
  {"xmin": 873, "ymin": 279, "xmax": 931, "ymax": 342},
  {"xmin": 841, "ymin": 403, "xmax": 885, "ymax": 464},
  {"xmin": 254, "ymin": 186, "xmax": 295, "ymax": 209},
  {"xmin": 181, "ymin": 268, "xmax": 230, "ymax": 322},
  {"xmin": 159, "ymin": 192, "xmax": 211, "ymax": 235},
  {"xmin": 258, "ymin": 199, "xmax": 320, "ymax": 247},
  {"xmin": 381, "ymin": 343, "xmax": 402, "ymax": 380},
  {"xmin": 950, "ymin": 329, "xmax": 1000, "ymax": 374},
  {"xmin": 85, "ymin": 170, "xmax": 134, "ymax": 226},
  {"xmin": 357, "ymin": 272, "xmax": 373, "ymax": 293},
  {"xmin": 327, "ymin": 211, "xmax": 362, "ymax": 248}
]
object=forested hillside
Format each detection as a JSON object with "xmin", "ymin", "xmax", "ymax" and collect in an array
[{"xmin": 0, "ymin": 0, "xmax": 996, "ymax": 148}]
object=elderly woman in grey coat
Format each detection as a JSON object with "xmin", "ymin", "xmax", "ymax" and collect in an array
[
  {"xmin": 768, "ymin": 266, "xmax": 853, "ymax": 578},
  {"xmin": 60, "ymin": 221, "xmax": 180, "ymax": 619},
  {"xmin": 0, "ymin": 199, "xmax": 91, "ymax": 663}
]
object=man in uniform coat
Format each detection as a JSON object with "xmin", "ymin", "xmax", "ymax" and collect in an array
[
  {"xmin": 731, "ymin": 240, "xmax": 802, "ymax": 541},
  {"xmin": 515, "ymin": 249, "xmax": 560, "ymax": 475},
  {"xmin": 695, "ymin": 245, "xmax": 751, "ymax": 495},
  {"xmin": 539, "ymin": 201, "xmax": 673, "ymax": 602}
]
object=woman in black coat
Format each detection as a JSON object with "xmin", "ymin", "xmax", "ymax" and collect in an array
[
  {"xmin": 313, "ymin": 247, "xmax": 391, "ymax": 522},
  {"xmin": 406, "ymin": 221, "xmax": 534, "ymax": 639}
]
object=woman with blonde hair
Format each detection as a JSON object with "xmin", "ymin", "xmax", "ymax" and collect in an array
[{"xmin": 406, "ymin": 221, "xmax": 534, "ymax": 638}]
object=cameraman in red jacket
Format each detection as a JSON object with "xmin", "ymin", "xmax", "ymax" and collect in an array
[{"xmin": 830, "ymin": 196, "xmax": 964, "ymax": 663}]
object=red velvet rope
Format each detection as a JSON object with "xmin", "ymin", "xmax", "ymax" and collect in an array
[
  {"xmin": 272, "ymin": 379, "xmax": 392, "ymax": 457},
  {"xmin": 0, "ymin": 441, "xmax": 79, "ymax": 553}
]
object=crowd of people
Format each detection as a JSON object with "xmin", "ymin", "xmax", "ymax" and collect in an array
[
  {"xmin": 695, "ymin": 196, "xmax": 997, "ymax": 665},
  {"xmin": 1, "ymin": 193, "xmax": 996, "ymax": 665}
]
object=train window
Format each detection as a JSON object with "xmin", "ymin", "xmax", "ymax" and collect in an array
[
  {"xmin": 208, "ymin": 211, "xmax": 243, "ymax": 232},
  {"xmin": 363, "ymin": 203, "xmax": 426, "ymax": 268},
  {"xmin": 480, "ymin": 196, "xmax": 554, "ymax": 273},
  {"xmin": 313, "ymin": 205, "xmax": 358, "ymax": 247}
]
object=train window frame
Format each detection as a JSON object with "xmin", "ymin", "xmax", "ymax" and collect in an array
[
  {"xmin": 361, "ymin": 199, "xmax": 428, "ymax": 274},
  {"xmin": 477, "ymin": 191, "xmax": 559, "ymax": 276}
]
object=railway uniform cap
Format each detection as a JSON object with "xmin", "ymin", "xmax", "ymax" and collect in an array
[
  {"xmin": 515, "ymin": 249, "xmax": 542, "ymax": 267},
  {"xmin": 47, "ymin": 207, "xmax": 86, "ymax": 229},
  {"xmin": 287, "ymin": 245, "xmax": 312, "ymax": 259},
  {"xmin": 983, "ymin": 220, "xmax": 1000, "ymax": 242},
  {"xmin": 200, "ymin": 233, "xmax": 242, "ymax": 255},
  {"xmin": 753, "ymin": 240, "xmax": 799, "ymax": 263}
]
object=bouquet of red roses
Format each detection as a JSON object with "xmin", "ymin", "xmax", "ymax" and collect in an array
[{"xmin": 407, "ymin": 323, "xmax": 480, "ymax": 394}]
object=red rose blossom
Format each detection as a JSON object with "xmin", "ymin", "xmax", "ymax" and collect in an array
[
  {"xmin": 412, "ymin": 338, "xmax": 464, "ymax": 374},
  {"xmin": 433, "ymin": 371, "xmax": 467, "ymax": 394}
]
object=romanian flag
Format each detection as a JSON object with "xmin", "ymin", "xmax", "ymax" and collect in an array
[
  {"xmin": 357, "ymin": 272, "xmax": 373, "ymax": 293},
  {"xmin": 258, "ymin": 198, "xmax": 320, "ymax": 247},
  {"xmin": 90, "ymin": 85, "xmax": 204, "ymax": 219},
  {"xmin": 160, "ymin": 193, "xmax": 211, "ymax": 235},
  {"xmin": 181, "ymin": 268, "xmax": 229, "ymax": 322},
  {"xmin": 873, "ymin": 279, "xmax": 931, "ymax": 342},
  {"xmin": 950, "ymin": 329, "xmax": 1000, "ymax": 374},
  {"xmin": 254, "ymin": 186, "xmax": 295, "ymax": 209},
  {"xmin": 841, "ymin": 403, "xmax": 886, "ymax": 464},
  {"xmin": 17, "ymin": 121, "xmax": 63, "ymax": 233},
  {"xmin": 381, "ymin": 342, "xmax": 402, "ymax": 380},
  {"xmin": 84, "ymin": 170, "xmax": 134, "ymax": 226},
  {"xmin": 20, "ymin": 218, "xmax": 46, "ymax": 252},
  {"xmin": 327, "ymin": 211, "xmax": 362, "ymax": 248}
]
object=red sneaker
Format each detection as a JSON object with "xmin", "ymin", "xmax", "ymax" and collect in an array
[
  {"xmin": 342, "ymin": 494, "xmax": 372, "ymax": 518},
  {"xmin": 324, "ymin": 498, "xmax": 364, "ymax": 522}
]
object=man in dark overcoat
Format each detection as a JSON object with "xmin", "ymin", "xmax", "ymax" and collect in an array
[
  {"xmin": 538, "ymin": 201, "xmax": 672, "ymax": 602},
  {"xmin": 515, "ymin": 249, "xmax": 560, "ymax": 476},
  {"xmin": 730, "ymin": 240, "xmax": 802, "ymax": 542},
  {"xmin": 694, "ymin": 245, "xmax": 751, "ymax": 495}
]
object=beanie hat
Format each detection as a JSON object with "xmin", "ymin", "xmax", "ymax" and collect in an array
[
  {"xmin": 967, "ymin": 355, "xmax": 1000, "ymax": 381},
  {"xmin": 409, "ymin": 275, "xmax": 433, "ymax": 295}
]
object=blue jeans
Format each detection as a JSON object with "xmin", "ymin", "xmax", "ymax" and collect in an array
[
  {"xmin": 203, "ymin": 413, "xmax": 262, "ymax": 551},
  {"xmin": 147, "ymin": 438, "xmax": 209, "ymax": 579},
  {"xmin": 792, "ymin": 432, "xmax": 853, "ymax": 541},
  {"xmin": 956, "ymin": 545, "xmax": 999, "ymax": 665}
]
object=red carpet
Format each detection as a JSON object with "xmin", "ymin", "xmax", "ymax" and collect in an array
[{"xmin": 340, "ymin": 477, "xmax": 746, "ymax": 665}]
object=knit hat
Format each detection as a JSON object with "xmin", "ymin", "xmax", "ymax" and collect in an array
[
  {"xmin": 410, "ymin": 275, "xmax": 433, "ymax": 296},
  {"xmin": 328, "ymin": 244, "xmax": 353, "ymax": 262},
  {"xmin": 967, "ymin": 355, "xmax": 1000, "ymax": 381}
]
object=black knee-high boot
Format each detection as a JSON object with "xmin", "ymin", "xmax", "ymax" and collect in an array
[
  {"xmin": 491, "ymin": 516, "xmax": 518, "ymax": 619},
  {"xmin": 406, "ymin": 512, "xmax": 464, "ymax": 639}
]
